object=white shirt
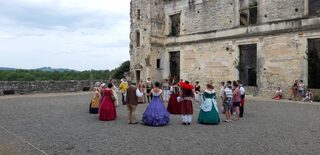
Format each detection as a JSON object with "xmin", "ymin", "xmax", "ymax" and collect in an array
[
  {"xmin": 276, "ymin": 89, "xmax": 282, "ymax": 94},
  {"xmin": 136, "ymin": 89, "xmax": 144, "ymax": 97},
  {"xmin": 224, "ymin": 87, "xmax": 233, "ymax": 98},
  {"xmin": 220, "ymin": 86, "xmax": 225, "ymax": 97},
  {"xmin": 239, "ymin": 86, "xmax": 245, "ymax": 95}
]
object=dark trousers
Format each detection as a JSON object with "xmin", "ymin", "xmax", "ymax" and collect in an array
[
  {"xmin": 239, "ymin": 105, "xmax": 244, "ymax": 117},
  {"xmin": 147, "ymin": 89, "xmax": 152, "ymax": 102},
  {"xmin": 239, "ymin": 95, "xmax": 245, "ymax": 117},
  {"xmin": 122, "ymin": 93, "xmax": 126, "ymax": 105}
]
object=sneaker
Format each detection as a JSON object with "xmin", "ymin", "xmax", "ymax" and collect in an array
[{"xmin": 182, "ymin": 122, "xmax": 187, "ymax": 125}]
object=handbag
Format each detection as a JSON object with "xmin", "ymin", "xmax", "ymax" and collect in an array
[{"xmin": 111, "ymin": 95, "xmax": 116, "ymax": 101}]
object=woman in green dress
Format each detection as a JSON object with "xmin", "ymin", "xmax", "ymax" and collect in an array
[{"xmin": 198, "ymin": 84, "xmax": 220, "ymax": 124}]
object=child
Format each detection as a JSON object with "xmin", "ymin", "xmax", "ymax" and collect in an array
[
  {"xmin": 273, "ymin": 87, "xmax": 283, "ymax": 100},
  {"xmin": 89, "ymin": 87, "xmax": 101, "ymax": 114},
  {"xmin": 298, "ymin": 80, "xmax": 305, "ymax": 100},
  {"xmin": 302, "ymin": 90, "xmax": 313, "ymax": 102}
]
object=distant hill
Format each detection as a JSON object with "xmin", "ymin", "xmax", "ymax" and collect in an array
[
  {"xmin": 0, "ymin": 67, "xmax": 77, "ymax": 72},
  {"xmin": 35, "ymin": 67, "xmax": 77, "ymax": 72},
  {"xmin": 0, "ymin": 67, "xmax": 17, "ymax": 71}
]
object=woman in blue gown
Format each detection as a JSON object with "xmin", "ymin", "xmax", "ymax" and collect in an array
[{"xmin": 142, "ymin": 82, "xmax": 170, "ymax": 126}]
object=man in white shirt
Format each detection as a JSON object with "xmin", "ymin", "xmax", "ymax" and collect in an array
[{"xmin": 237, "ymin": 80, "xmax": 245, "ymax": 118}]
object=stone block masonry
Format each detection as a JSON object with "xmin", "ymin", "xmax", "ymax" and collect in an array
[
  {"xmin": 0, "ymin": 80, "xmax": 96, "ymax": 96},
  {"xmin": 130, "ymin": 0, "xmax": 320, "ymax": 98}
]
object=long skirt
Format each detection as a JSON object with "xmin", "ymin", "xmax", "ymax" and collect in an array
[
  {"xmin": 142, "ymin": 96, "xmax": 170, "ymax": 126},
  {"xmin": 99, "ymin": 96, "xmax": 117, "ymax": 121},
  {"xmin": 167, "ymin": 94, "xmax": 182, "ymax": 114},
  {"xmin": 198, "ymin": 99, "xmax": 220, "ymax": 124}
]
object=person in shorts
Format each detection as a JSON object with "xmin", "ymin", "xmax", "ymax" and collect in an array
[
  {"xmin": 232, "ymin": 81, "xmax": 241, "ymax": 121},
  {"xmin": 223, "ymin": 84, "xmax": 233, "ymax": 122}
]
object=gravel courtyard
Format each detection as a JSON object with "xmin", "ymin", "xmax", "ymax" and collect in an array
[{"xmin": 0, "ymin": 92, "xmax": 319, "ymax": 155}]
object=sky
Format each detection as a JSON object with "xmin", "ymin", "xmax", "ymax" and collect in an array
[{"xmin": 0, "ymin": 0, "xmax": 131, "ymax": 71}]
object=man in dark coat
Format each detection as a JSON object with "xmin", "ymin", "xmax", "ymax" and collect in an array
[{"xmin": 126, "ymin": 81, "xmax": 139, "ymax": 124}]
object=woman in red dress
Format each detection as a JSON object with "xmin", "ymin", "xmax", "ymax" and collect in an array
[
  {"xmin": 99, "ymin": 83, "xmax": 117, "ymax": 121},
  {"xmin": 167, "ymin": 83, "xmax": 182, "ymax": 114}
]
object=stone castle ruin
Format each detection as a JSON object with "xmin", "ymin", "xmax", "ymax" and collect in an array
[{"xmin": 129, "ymin": 0, "xmax": 320, "ymax": 96}]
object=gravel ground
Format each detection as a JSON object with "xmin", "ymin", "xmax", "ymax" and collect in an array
[{"xmin": 0, "ymin": 92, "xmax": 320, "ymax": 155}]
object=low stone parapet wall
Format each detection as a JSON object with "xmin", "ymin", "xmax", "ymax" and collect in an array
[{"xmin": 0, "ymin": 80, "xmax": 98, "ymax": 95}]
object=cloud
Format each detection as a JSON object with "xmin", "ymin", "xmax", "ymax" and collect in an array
[
  {"xmin": 0, "ymin": 0, "xmax": 128, "ymax": 30},
  {"xmin": 0, "ymin": 0, "xmax": 131, "ymax": 71}
]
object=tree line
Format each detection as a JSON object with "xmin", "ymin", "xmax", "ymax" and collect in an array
[{"xmin": 0, "ymin": 61, "xmax": 130, "ymax": 81}]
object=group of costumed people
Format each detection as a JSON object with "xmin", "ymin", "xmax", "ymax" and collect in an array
[
  {"xmin": 89, "ymin": 78, "xmax": 245, "ymax": 126},
  {"xmin": 168, "ymin": 81, "xmax": 220, "ymax": 125},
  {"xmin": 89, "ymin": 82, "xmax": 118, "ymax": 121}
]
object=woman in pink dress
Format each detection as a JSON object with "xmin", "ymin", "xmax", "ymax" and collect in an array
[{"xmin": 99, "ymin": 83, "xmax": 117, "ymax": 121}]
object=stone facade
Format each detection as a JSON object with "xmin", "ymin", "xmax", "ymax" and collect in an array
[
  {"xmin": 130, "ymin": 0, "xmax": 320, "ymax": 97},
  {"xmin": 0, "ymin": 81, "xmax": 95, "ymax": 96}
]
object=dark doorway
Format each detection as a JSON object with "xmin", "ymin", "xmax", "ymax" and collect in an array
[
  {"xmin": 135, "ymin": 70, "xmax": 141, "ymax": 82},
  {"xmin": 308, "ymin": 38, "xmax": 320, "ymax": 88},
  {"xmin": 239, "ymin": 44, "xmax": 257, "ymax": 86},
  {"xmin": 170, "ymin": 51, "xmax": 180, "ymax": 83}
]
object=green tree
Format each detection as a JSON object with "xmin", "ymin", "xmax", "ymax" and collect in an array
[{"xmin": 112, "ymin": 61, "xmax": 130, "ymax": 79}]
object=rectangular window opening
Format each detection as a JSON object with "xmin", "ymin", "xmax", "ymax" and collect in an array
[
  {"xmin": 137, "ymin": 9, "xmax": 141, "ymax": 20},
  {"xmin": 136, "ymin": 31, "xmax": 140, "ymax": 47},
  {"xmin": 170, "ymin": 14, "xmax": 180, "ymax": 37},
  {"xmin": 309, "ymin": 0, "xmax": 320, "ymax": 16},
  {"xmin": 239, "ymin": 0, "xmax": 258, "ymax": 26}
]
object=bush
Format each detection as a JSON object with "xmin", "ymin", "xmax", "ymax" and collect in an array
[{"xmin": 314, "ymin": 93, "xmax": 320, "ymax": 102}]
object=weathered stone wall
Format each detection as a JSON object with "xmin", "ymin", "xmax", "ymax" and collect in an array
[
  {"xmin": 130, "ymin": 0, "xmax": 320, "ymax": 97},
  {"xmin": 162, "ymin": 0, "xmax": 307, "ymax": 35},
  {"xmin": 174, "ymin": 31, "xmax": 317, "ymax": 97},
  {"xmin": 0, "ymin": 81, "xmax": 96, "ymax": 96},
  {"xmin": 260, "ymin": 0, "xmax": 305, "ymax": 23},
  {"xmin": 164, "ymin": 0, "xmax": 237, "ymax": 35}
]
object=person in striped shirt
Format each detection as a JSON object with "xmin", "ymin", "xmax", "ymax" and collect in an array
[{"xmin": 223, "ymin": 82, "xmax": 233, "ymax": 122}]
